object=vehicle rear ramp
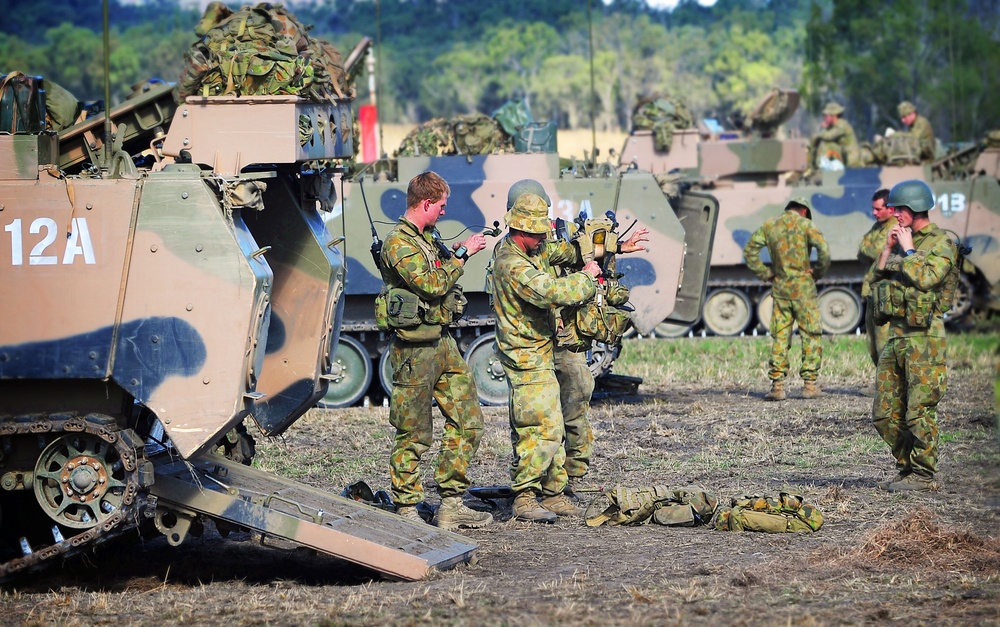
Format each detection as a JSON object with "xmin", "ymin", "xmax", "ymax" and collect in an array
[{"xmin": 149, "ymin": 455, "xmax": 478, "ymax": 581}]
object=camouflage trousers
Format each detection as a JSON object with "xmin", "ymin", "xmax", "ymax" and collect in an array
[
  {"xmin": 504, "ymin": 365, "xmax": 568, "ymax": 497},
  {"xmin": 554, "ymin": 346, "xmax": 595, "ymax": 479},
  {"xmin": 769, "ymin": 296, "xmax": 823, "ymax": 382},
  {"xmin": 873, "ymin": 335, "xmax": 947, "ymax": 477},
  {"xmin": 387, "ymin": 333, "xmax": 484, "ymax": 505},
  {"xmin": 864, "ymin": 305, "xmax": 890, "ymax": 367}
]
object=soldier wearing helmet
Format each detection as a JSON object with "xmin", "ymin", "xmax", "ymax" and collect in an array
[
  {"xmin": 491, "ymin": 192, "xmax": 603, "ymax": 523},
  {"xmin": 897, "ymin": 101, "xmax": 936, "ymax": 162},
  {"xmin": 810, "ymin": 101, "xmax": 860, "ymax": 169},
  {"xmin": 869, "ymin": 179, "xmax": 958, "ymax": 492},
  {"xmin": 743, "ymin": 197, "xmax": 831, "ymax": 401}
]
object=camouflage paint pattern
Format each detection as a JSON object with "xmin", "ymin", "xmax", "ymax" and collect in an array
[
  {"xmin": 620, "ymin": 121, "xmax": 1000, "ymax": 333},
  {"xmin": 554, "ymin": 346, "xmax": 595, "ymax": 479},
  {"xmin": 859, "ymin": 217, "xmax": 896, "ymax": 364},
  {"xmin": 386, "ymin": 333, "xmax": 484, "ymax": 505},
  {"xmin": 503, "ymin": 366, "xmax": 568, "ymax": 497},
  {"xmin": 743, "ymin": 210, "xmax": 829, "ymax": 381},
  {"xmin": 906, "ymin": 115, "xmax": 936, "ymax": 162}
]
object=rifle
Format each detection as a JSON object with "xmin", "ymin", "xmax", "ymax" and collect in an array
[{"xmin": 468, "ymin": 485, "xmax": 604, "ymax": 502}]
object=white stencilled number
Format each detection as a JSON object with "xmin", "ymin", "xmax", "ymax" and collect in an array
[
  {"xmin": 937, "ymin": 192, "xmax": 966, "ymax": 215},
  {"xmin": 29, "ymin": 217, "xmax": 58, "ymax": 265},
  {"xmin": 4, "ymin": 217, "xmax": 97, "ymax": 266}
]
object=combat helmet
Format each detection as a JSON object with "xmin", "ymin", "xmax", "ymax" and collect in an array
[
  {"xmin": 897, "ymin": 101, "xmax": 916, "ymax": 117},
  {"xmin": 785, "ymin": 196, "xmax": 814, "ymax": 220},
  {"xmin": 507, "ymin": 179, "xmax": 551, "ymax": 210},
  {"xmin": 505, "ymin": 193, "xmax": 551, "ymax": 234},
  {"xmin": 887, "ymin": 179, "xmax": 935, "ymax": 213},
  {"xmin": 822, "ymin": 102, "xmax": 844, "ymax": 116}
]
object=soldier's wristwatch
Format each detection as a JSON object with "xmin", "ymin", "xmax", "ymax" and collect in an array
[
  {"xmin": 905, "ymin": 248, "xmax": 916, "ymax": 256},
  {"xmin": 454, "ymin": 245, "xmax": 469, "ymax": 261}
]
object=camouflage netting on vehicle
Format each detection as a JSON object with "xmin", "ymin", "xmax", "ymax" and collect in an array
[
  {"xmin": 747, "ymin": 87, "xmax": 796, "ymax": 136},
  {"xmin": 176, "ymin": 2, "xmax": 348, "ymax": 104},
  {"xmin": 396, "ymin": 113, "xmax": 514, "ymax": 157},
  {"xmin": 631, "ymin": 94, "xmax": 694, "ymax": 153}
]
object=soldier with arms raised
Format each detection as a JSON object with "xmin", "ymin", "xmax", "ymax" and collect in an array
[
  {"xmin": 378, "ymin": 170, "xmax": 493, "ymax": 529},
  {"xmin": 743, "ymin": 198, "xmax": 831, "ymax": 401},
  {"xmin": 870, "ymin": 180, "xmax": 957, "ymax": 492}
]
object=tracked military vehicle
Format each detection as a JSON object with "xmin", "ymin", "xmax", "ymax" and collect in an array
[
  {"xmin": 320, "ymin": 139, "xmax": 720, "ymax": 407},
  {"xmin": 621, "ymin": 89, "xmax": 1000, "ymax": 336},
  {"xmin": 0, "ymin": 50, "xmax": 476, "ymax": 581}
]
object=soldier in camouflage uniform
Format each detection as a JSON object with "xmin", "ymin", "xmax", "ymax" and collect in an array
[
  {"xmin": 492, "ymin": 193, "xmax": 602, "ymax": 523},
  {"xmin": 379, "ymin": 171, "xmax": 493, "ymax": 529},
  {"xmin": 812, "ymin": 102, "xmax": 860, "ymax": 168},
  {"xmin": 897, "ymin": 101, "xmax": 936, "ymax": 162},
  {"xmin": 859, "ymin": 188, "xmax": 897, "ymax": 366},
  {"xmin": 744, "ymin": 198, "xmax": 831, "ymax": 401},
  {"xmin": 870, "ymin": 179, "xmax": 957, "ymax": 492}
]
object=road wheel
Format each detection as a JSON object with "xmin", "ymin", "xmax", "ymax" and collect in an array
[
  {"xmin": 702, "ymin": 288, "xmax": 752, "ymax": 336},
  {"xmin": 464, "ymin": 333, "xmax": 508, "ymax": 406},
  {"xmin": 317, "ymin": 335, "xmax": 372, "ymax": 408},
  {"xmin": 756, "ymin": 290, "xmax": 774, "ymax": 332},
  {"xmin": 818, "ymin": 287, "xmax": 863, "ymax": 334},
  {"xmin": 653, "ymin": 320, "xmax": 693, "ymax": 338}
]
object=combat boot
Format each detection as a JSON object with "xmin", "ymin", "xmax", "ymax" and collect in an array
[
  {"xmin": 764, "ymin": 380, "xmax": 786, "ymax": 401},
  {"xmin": 396, "ymin": 504, "xmax": 425, "ymax": 523},
  {"xmin": 802, "ymin": 381, "xmax": 822, "ymax": 399},
  {"xmin": 888, "ymin": 473, "xmax": 935, "ymax": 493},
  {"xmin": 877, "ymin": 470, "xmax": 910, "ymax": 491},
  {"xmin": 540, "ymin": 493, "xmax": 584, "ymax": 517},
  {"xmin": 513, "ymin": 491, "xmax": 558, "ymax": 523},
  {"xmin": 432, "ymin": 496, "xmax": 494, "ymax": 530}
]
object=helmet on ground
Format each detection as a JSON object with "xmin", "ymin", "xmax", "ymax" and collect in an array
[
  {"xmin": 785, "ymin": 196, "xmax": 814, "ymax": 220},
  {"xmin": 887, "ymin": 179, "xmax": 934, "ymax": 213},
  {"xmin": 897, "ymin": 101, "xmax": 916, "ymax": 117},
  {"xmin": 505, "ymin": 193, "xmax": 551, "ymax": 234},
  {"xmin": 507, "ymin": 179, "xmax": 551, "ymax": 210},
  {"xmin": 822, "ymin": 102, "xmax": 844, "ymax": 116}
]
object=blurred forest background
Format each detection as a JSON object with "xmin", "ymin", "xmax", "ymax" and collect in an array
[{"xmin": 1, "ymin": 0, "xmax": 997, "ymax": 143}]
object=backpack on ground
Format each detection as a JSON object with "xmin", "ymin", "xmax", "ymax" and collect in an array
[
  {"xmin": 585, "ymin": 485, "xmax": 719, "ymax": 527},
  {"xmin": 714, "ymin": 492, "xmax": 824, "ymax": 533}
]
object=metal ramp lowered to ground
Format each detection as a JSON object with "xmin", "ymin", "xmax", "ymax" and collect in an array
[{"xmin": 150, "ymin": 455, "xmax": 478, "ymax": 581}]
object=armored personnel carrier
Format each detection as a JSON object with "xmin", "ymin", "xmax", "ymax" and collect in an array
[
  {"xmin": 620, "ymin": 89, "xmax": 1000, "ymax": 336},
  {"xmin": 320, "ymin": 142, "xmax": 720, "ymax": 407},
  {"xmin": 0, "ymin": 65, "xmax": 476, "ymax": 582}
]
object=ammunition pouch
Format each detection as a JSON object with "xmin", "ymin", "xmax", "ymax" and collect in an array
[
  {"xmin": 714, "ymin": 492, "xmax": 824, "ymax": 533},
  {"xmin": 873, "ymin": 280, "xmax": 935, "ymax": 328},
  {"xmin": 576, "ymin": 300, "xmax": 631, "ymax": 346},
  {"xmin": 374, "ymin": 288, "xmax": 390, "ymax": 331},
  {"xmin": 556, "ymin": 311, "xmax": 592, "ymax": 353},
  {"xmin": 441, "ymin": 284, "xmax": 468, "ymax": 319},
  {"xmin": 386, "ymin": 287, "xmax": 424, "ymax": 329}
]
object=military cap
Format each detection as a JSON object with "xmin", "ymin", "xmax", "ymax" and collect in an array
[
  {"xmin": 897, "ymin": 101, "xmax": 916, "ymax": 117},
  {"xmin": 822, "ymin": 102, "xmax": 844, "ymax": 116},
  {"xmin": 505, "ymin": 193, "xmax": 551, "ymax": 234},
  {"xmin": 785, "ymin": 196, "xmax": 814, "ymax": 220},
  {"xmin": 506, "ymin": 179, "xmax": 551, "ymax": 210}
]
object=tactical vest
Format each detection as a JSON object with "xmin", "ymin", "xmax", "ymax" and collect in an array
[{"xmin": 871, "ymin": 227, "xmax": 959, "ymax": 328}]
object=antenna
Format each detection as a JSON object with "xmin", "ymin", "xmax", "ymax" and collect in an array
[
  {"xmin": 587, "ymin": 0, "xmax": 597, "ymax": 163},
  {"xmin": 102, "ymin": 0, "xmax": 112, "ymax": 172}
]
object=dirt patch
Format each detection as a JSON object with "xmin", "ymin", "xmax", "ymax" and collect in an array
[{"xmin": 3, "ymin": 337, "xmax": 998, "ymax": 626}]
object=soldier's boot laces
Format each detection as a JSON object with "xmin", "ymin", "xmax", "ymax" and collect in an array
[
  {"xmin": 877, "ymin": 470, "xmax": 911, "ymax": 491},
  {"xmin": 433, "ymin": 496, "xmax": 494, "ymax": 530},
  {"xmin": 888, "ymin": 473, "xmax": 936, "ymax": 493},
  {"xmin": 513, "ymin": 491, "xmax": 558, "ymax": 523},
  {"xmin": 764, "ymin": 380, "xmax": 786, "ymax": 402},
  {"xmin": 396, "ymin": 504, "xmax": 425, "ymax": 523},
  {"xmin": 802, "ymin": 381, "xmax": 822, "ymax": 399},
  {"xmin": 540, "ymin": 493, "xmax": 584, "ymax": 517}
]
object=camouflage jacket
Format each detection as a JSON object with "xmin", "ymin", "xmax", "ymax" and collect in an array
[
  {"xmin": 492, "ymin": 236, "xmax": 596, "ymax": 370},
  {"xmin": 859, "ymin": 217, "xmax": 897, "ymax": 297},
  {"xmin": 815, "ymin": 118, "xmax": 860, "ymax": 166},
  {"xmin": 744, "ymin": 211, "xmax": 831, "ymax": 300},
  {"xmin": 380, "ymin": 217, "xmax": 463, "ymax": 334},
  {"xmin": 872, "ymin": 223, "xmax": 957, "ymax": 339},
  {"xmin": 907, "ymin": 115, "xmax": 936, "ymax": 161}
]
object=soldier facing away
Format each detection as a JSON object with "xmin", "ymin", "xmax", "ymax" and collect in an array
[
  {"xmin": 870, "ymin": 179, "xmax": 958, "ymax": 492},
  {"xmin": 859, "ymin": 188, "xmax": 897, "ymax": 366},
  {"xmin": 378, "ymin": 170, "xmax": 493, "ymax": 529},
  {"xmin": 812, "ymin": 101, "xmax": 860, "ymax": 168},
  {"xmin": 743, "ymin": 198, "xmax": 831, "ymax": 401},
  {"xmin": 491, "ymin": 193, "xmax": 601, "ymax": 523}
]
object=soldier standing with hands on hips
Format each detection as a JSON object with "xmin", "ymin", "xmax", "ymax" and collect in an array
[{"xmin": 378, "ymin": 170, "xmax": 494, "ymax": 529}]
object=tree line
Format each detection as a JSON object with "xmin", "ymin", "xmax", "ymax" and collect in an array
[{"xmin": 1, "ymin": 0, "xmax": 997, "ymax": 143}]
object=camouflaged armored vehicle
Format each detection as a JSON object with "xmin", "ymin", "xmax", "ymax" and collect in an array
[
  {"xmin": 620, "ymin": 89, "xmax": 1000, "ymax": 336},
  {"xmin": 319, "ymin": 132, "xmax": 720, "ymax": 407},
  {"xmin": 0, "ymin": 46, "xmax": 476, "ymax": 581}
]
